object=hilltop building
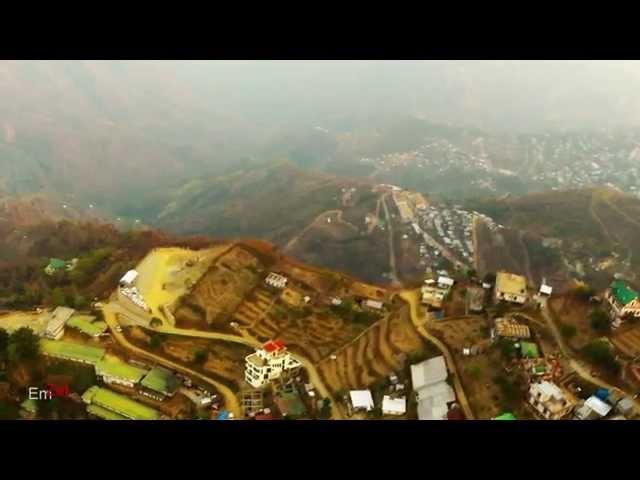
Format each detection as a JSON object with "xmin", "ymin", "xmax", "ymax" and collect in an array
[
  {"xmin": 528, "ymin": 381, "xmax": 576, "ymax": 420},
  {"xmin": 44, "ymin": 307, "xmax": 75, "ymax": 340},
  {"xmin": 245, "ymin": 340, "xmax": 301, "ymax": 389},
  {"xmin": 495, "ymin": 272, "xmax": 528, "ymax": 304},
  {"xmin": 605, "ymin": 279, "xmax": 640, "ymax": 327}
]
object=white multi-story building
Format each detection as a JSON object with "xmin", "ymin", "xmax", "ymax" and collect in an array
[
  {"xmin": 528, "ymin": 381, "xmax": 576, "ymax": 420},
  {"xmin": 265, "ymin": 273, "xmax": 288, "ymax": 289},
  {"xmin": 245, "ymin": 340, "xmax": 301, "ymax": 389}
]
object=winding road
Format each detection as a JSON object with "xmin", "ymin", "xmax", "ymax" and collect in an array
[{"xmin": 103, "ymin": 300, "xmax": 344, "ymax": 419}]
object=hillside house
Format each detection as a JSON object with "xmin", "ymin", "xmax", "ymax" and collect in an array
[
  {"xmin": 528, "ymin": 381, "xmax": 576, "ymax": 420},
  {"xmin": 44, "ymin": 258, "xmax": 77, "ymax": 276},
  {"xmin": 605, "ymin": 280, "xmax": 640, "ymax": 326},
  {"xmin": 495, "ymin": 272, "xmax": 528, "ymax": 304},
  {"xmin": 245, "ymin": 340, "xmax": 301, "ymax": 389}
]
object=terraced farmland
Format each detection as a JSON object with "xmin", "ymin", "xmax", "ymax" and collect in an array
[
  {"xmin": 317, "ymin": 307, "xmax": 428, "ymax": 395},
  {"xmin": 174, "ymin": 246, "xmax": 263, "ymax": 329}
]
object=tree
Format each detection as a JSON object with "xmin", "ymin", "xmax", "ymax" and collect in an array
[
  {"xmin": 51, "ymin": 288, "xmax": 66, "ymax": 307},
  {"xmin": 150, "ymin": 317, "xmax": 163, "ymax": 328},
  {"xmin": 574, "ymin": 284, "xmax": 595, "ymax": 301},
  {"xmin": 582, "ymin": 340, "xmax": 620, "ymax": 376},
  {"xmin": 319, "ymin": 398, "xmax": 332, "ymax": 419},
  {"xmin": 193, "ymin": 350, "xmax": 208, "ymax": 365},
  {"xmin": 8, "ymin": 327, "xmax": 40, "ymax": 363},
  {"xmin": 74, "ymin": 295, "xmax": 88, "ymax": 310},
  {"xmin": 590, "ymin": 309, "xmax": 610, "ymax": 334},
  {"xmin": 149, "ymin": 333, "xmax": 164, "ymax": 350},
  {"xmin": 560, "ymin": 324, "xmax": 577, "ymax": 340},
  {"xmin": 0, "ymin": 328, "xmax": 9, "ymax": 360}
]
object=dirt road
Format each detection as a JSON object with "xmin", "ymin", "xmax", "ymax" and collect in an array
[
  {"xmin": 398, "ymin": 290, "xmax": 475, "ymax": 419},
  {"xmin": 101, "ymin": 302, "xmax": 243, "ymax": 418},
  {"xmin": 106, "ymin": 300, "xmax": 344, "ymax": 419}
]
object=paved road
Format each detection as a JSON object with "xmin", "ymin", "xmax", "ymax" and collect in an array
[
  {"xmin": 398, "ymin": 290, "xmax": 475, "ymax": 419},
  {"xmin": 380, "ymin": 194, "xmax": 401, "ymax": 286},
  {"xmin": 100, "ymin": 302, "xmax": 243, "ymax": 418}
]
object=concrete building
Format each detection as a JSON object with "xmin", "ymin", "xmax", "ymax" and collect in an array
[
  {"xmin": 350, "ymin": 390, "xmax": 374, "ymax": 412},
  {"xmin": 245, "ymin": 340, "xmax": 301, "ymax": 389},
  {"xmin": 528, "ymin": 381, "xmax": 576, "ymax": 420},
  {"xmin": 495, "ymin": 272, "xmax": 528, "ymax": 304},
  {"xmin": 421, "ymin": 285, "xmax": 448, "ymax": 309},
  {"xmin": 265, "ymin": 272, "xmax": 288, "ymax": 289},
  {"xmin": 139, "ymin": 366, "xmax": 180, "ymax": 401},
  {"xmin": 382, "ymin": 395, "xmax": 407, "ymax": 416},
  {"xmin": 411, "ymin": 356, "xmax": 455, "ymax": 420},
  {"xmin": 44, "ymin": 307, "xmax": 75, "ymax": 340},
  {"xmin": 605, "ymin": 279, "xmax": 640, "ymax": 326}
]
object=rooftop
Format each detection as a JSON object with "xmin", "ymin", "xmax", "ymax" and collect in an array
[
  {"xmin": 496, "ymin": 271, "xmax": 527, "ymax": 296},
  {"xmin": 82, "ymin": 386, "xmax": 160, "ymax": 420},
  {"xmin": 263, "ymin": 339, "xmax": 285, "ymax": 353},
  {"xmin": 47, "ymin": 258, "xmax": 67, "ymax": 270},
  {"xmin": 350, "ymin": 390, "xmax": 374, "ymax": 411},
  {"xmin": 86, "ymin": 404, "xmax": 128, "ymax": 420},
  {"xmin": 610, "ymin": 279, "xmax": 638, "ymax": 306},
  {"xmin": 67, "ymin": 315, "xmax": 108, "ymax": 337},
  {"xmin": 96, "ymin": 357, "xmax": 148, "ymax": 383},
  {"xmin": 520, "ymin": 341, "xmax": 540, "ymax": 359},
  {"xmin": 140, "ymin": 366, "xmax": 180, "ymax": 395},
  {"xmin": 585, "ymin": 395, "xmax": 613, "ymax": 417},
  {"xmin": 411, "ymin": 356, "xmax": 448, "ymax": 390},
  {"xmin": 40, "ymin": 339, "xmax": 105, "ymax": 365}
]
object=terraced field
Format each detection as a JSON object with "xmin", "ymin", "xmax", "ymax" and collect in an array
[
  {"xmin": 174, "ymin": 246, "xmax": 263, "ymax": 329},
  {"xmin": 317, "ymin": 307, "xmax": 427, "ymax": 394}
]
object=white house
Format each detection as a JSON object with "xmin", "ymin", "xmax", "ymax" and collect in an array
[
  {"xmin": 120, "ymin": 270, "xmax": 139, "ymax": 288},
  {"xmin": 528, "ymin": 381, "xmax": 577, "ymax": 420},
  {"xmin": 265, "ymin": 273, "xmax": 288, "ymax": 289},
  {"xmin": 245, "ymin": 340, "xmax": 301, "ymax": 389},
  {"xmin": 539, "ymin": 284, "xmax": 553, "ymax": 297},
  {"xmin": 382, "ymin": 395, "xmax": 406, "ymax": 416},
  {"xmin": 363, "ymin": 299, "xmax": 383, "ymax": 310},
  {"xmin": 437, "ymin": 276, "xmax": 454, "ymax": 290},
  {"xmin": 350, "ymin": 390, "xmax": 374, "ymax": 412}
]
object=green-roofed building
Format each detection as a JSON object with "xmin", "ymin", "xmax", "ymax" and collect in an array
[
  {"xmin": 607, "ymin": 279, "xmax": 640, "ymax": 324},
  {"xmin": 139, "ymin": 366, "xmax": 180, "ymax": 401},
  {"xmin": 82, "ymin": 386, "xmax": 160, "ymax": 421},
  {"xmin": 87, "ymin": 404, "xmax": 128, "ymax": 420},
  {"xmin": 493, "ymin": 412, "xmax": 516, "ymax": 420},
  {"xmin": 520, "ymin": 341, "xmax": 540, "ymax": 359},
  {"xmin": 96, "ymin": 358, "xmax": 148, "ymax": 388},
  {"xmin": 67, "ymin": 315, "xmax": 108, "ymax": 338},
  {"xmin": 40, "ymin": 339, "xmax": 105, "ymax": 365},
  {"xmin": 45, "ymin": 258, "xmax": 67, "ymax": 276},
  {"xmin": 532, "ymin": 364, "xmax": 546, "ymax": 376}
]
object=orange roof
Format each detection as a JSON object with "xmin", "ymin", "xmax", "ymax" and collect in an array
[{"xmin": 263, "ymin": 339, "xmax": 285, "ymax": 353}]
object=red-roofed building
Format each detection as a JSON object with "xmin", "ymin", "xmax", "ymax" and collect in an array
[{"xmin": 245, "ymin": 339, "xmax": 301, "ymax": 388}]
